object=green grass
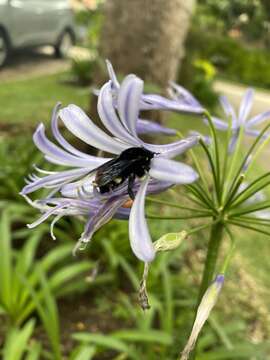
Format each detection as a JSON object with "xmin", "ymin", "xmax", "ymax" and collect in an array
[{"xmin": 0, "ymin": 72, "xmax": 89, "ymax": 125}]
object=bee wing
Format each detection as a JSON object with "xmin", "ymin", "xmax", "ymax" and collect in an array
[{"xmin": 95, "ymin": 158, "xmax": 136, "ymax": 187}]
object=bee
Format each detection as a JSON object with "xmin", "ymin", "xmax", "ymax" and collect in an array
[{"xmin": 93, "ymin": 147, "xmax": 155, "ymax": 200}]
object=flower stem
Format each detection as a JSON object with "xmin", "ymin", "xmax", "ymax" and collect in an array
[
  {"xmin": 197, "ymin": 221, "xmax": 224, "ymax": 301},
  {"xmin": 189, "ymin": 221, "xmax": 224, "ymax": 360}
]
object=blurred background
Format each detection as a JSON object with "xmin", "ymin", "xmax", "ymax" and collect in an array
[{"xmin": 0, "ymin": 0, "xmax": 270, "ymax": 359}]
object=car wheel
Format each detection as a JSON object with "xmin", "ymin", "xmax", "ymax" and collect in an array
[
  {"xmin": 0, "ymin": 31, "xmax": 9, "ymax": 68},
  {"xmin": 54, "ymin": 30, "xmax": 74, "ymax": 58}
]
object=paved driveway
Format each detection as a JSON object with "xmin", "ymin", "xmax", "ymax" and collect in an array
[{"xmin": 0, "ymin": 46, "xmax": 69, "ymax": 82}]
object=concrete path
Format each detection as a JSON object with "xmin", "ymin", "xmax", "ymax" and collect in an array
[
  {"xmin": 214, "ymin": 80, "xmax": 270, "ymax": 115},
  {"xmin": 0, "ymin": 46, "xmax": 69, "ymax": 83}
]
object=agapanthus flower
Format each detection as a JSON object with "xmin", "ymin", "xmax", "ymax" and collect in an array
[
  {"xmin": 209, "ymin": 89, "xmax": 270, "ymax": 152},
  {"xmin": 103, "ymin": 60, "xmax": 205, "ymax": 136},
  {"xmin": 22, "ymin": 72, "xmax": 199, "ymax": 262},
  {"xmin": 180, "ymin": 274, "xmax": 224, "ymax": 360}
]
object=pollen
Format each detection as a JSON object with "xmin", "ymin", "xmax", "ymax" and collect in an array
[{"xmin": 122, "ymin": 199, "xmax": 134, "ymax": 208}]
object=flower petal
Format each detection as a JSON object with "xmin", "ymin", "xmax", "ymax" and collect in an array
[
  {"xmin": 105, "ymin": 59, "xmax": 120, "ymax": 89},
  {"xmin": 141, "ymin": 93, "xmax": 204, "ymax": 114},
  {"xmin": 117, "ymin": 74, "xmax": 143, "ymax": 137},
  {"xmin": 180, "ymin": 275, "xmax": 224, "ymax": 360},
  {"xmin": 246, "ymin": 110, "xmax": 270, "ymax": 127},
  {"xmin": 211, "ymin": 116, "xmax": 229, "ymax": 131},
  {"xmin": 137, "ymin": 118, "xmax": 176, "ymax": 135},
  {"xmin": 228, "ymin": 132, "xmax": 239, "ymax": 153},
  {"xmin": 219, "ymin": 95, "xmax": 237, "ymax": 125},
  {"xmin": 129, "ymin": 177, "xmax": 155, "ymax": 262},
  {"xmin": 149, "ymin": 158, "xmax": 198, "ymax": 184},
  {"xmin": 74, "ymin": 195, "xmax": 128, "ymax": 253},
  {"xmin": 98, "ymin": 82, "xmax": 139, "ymax": 145},
  {"xmin": 169, "ymin": 81, "xmax": 202, "ymax": 107},
  {"xmin": 21, "ymin": 168, "xmax": 90, "ymax": 195},
  {"xmin": 244, "ymin": 128, "xmax": 268, "ymax": 140},
  {"xmin": 51, "ymin": 103, "xmax": 95, "ymax": 159},
  {"xmin": 34, "ymin": 123, "xmax": 107, "ymax": 168},
  {"xmin": 143, "ymin": 135, "xmax": 199, "ymax": 158},
  {"xmin": 60, "ymin": 105, "xmax": 129, "ymax": 154},
  {"xmin": 238, "ymin": 88, "xmax": 254, "ymax": 124}
]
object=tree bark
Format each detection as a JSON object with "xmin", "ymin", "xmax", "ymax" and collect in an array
[{"xmin": 99, "ymin": 0, "xmax": 196, "ymax": 89}]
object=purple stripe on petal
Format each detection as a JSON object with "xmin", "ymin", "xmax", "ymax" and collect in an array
[
  {"xmin": 117, "ymin": 75, "xmax": 143, "ymax": 138},
  {"xmin": 98, "ymin": 82, "xmax": 139, "ymax": 145},
  {"xmin": 149, "ymin": 158, "xmax": 198, "ymax": 184},
  {"xmin": 247, "ymin": 110, "xmax": 270, "ymax": 127},
  {"xmin": 129, "ymin": 177, "xmax": 155, "ymax": 262},
  {"xmin": 238, "ymin": 88, "xmax": 254, "ymax": 124},
  {"xmin": 60, "ymin": 105, "xmax": 129, "ymax": 154}
]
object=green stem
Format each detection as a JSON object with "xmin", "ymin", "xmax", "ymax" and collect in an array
[
  {"xmin": 189, "ymin": 221, "xmax": 224, "ymax": 360},
  {"xmin": 197, "ymin": 221, "xmax": 224, "ymax": 301}
]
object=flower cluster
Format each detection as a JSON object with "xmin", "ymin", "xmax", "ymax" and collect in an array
[{"xmin": 22, "ymin": 63, "xmax": 201, "ymax": 262}]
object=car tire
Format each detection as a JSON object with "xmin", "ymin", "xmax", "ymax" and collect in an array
[
  {"xmin": 0, "ymin": 30, "xmax": 9, "ymax": 69},
  {"xmin": 54, "ymin": 30, "xmax": 74, "ymax": 59}
]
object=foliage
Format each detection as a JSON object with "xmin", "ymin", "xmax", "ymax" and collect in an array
[
  {"xmin": 181, "ymin": 28, "xmax": 270, "ymax": 91},
  {"xmin": 197, "ymin": 0, "xmax": 269, "ymax": 42}
]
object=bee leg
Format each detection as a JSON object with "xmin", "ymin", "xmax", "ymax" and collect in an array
[{"xmin": 128, "ymin": 173, "xmax": 136, "ymax": 200}]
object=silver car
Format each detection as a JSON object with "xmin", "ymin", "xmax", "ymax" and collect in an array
[{"xmin": 0, "ymin": 0, "xmax": 76, "ymax": 67}]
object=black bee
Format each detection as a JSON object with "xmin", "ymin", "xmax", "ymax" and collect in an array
[{"xmin": 93, "ymin": 147, "xmax": 155, "ymax": 200}]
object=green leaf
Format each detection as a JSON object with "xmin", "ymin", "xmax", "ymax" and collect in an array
[
  {"xmin": 72, "ymin": 333, "xmax": 132, "ymax": 355},
  {"xmin": 3, "ymin": 319, "xmax": 35, "ymax": 360},
  {"xmin": 113, "ymin": 330, "xmax": 172, "ymax": 345},
  {"xmin": 69, "ymin": 345, "xmax": 96, "ymax": 360},
  {"xmin": 0, "ymin": 211, "xmax": 12, "ymax": 310}
]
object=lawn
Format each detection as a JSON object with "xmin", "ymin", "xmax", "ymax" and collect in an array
[{"xmin": 0, "ymin": 72, "xmax": 89, "ymax": 126}]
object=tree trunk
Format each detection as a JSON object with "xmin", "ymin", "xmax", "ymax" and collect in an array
[{"xmin": 99, "ymin": 0, "xmax": 196, "ymax": 88}]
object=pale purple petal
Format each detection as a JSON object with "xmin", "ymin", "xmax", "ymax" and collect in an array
[
  {"xmin": 228, "ymin": 132, "xmax": 239, "ymax": 153},
  {"xmin": 117, "ymin": 74, "xmax": 143, "ymax": 137},
  {"xmin": 129, "ymin": 177, "xmax": 155, "ymax": 262},
  {"xmin": 76, "ymin": 195, "xmax": 128, "ymax": 250},
  {"xmin": 141, "ymin": 93, "xmax": 204, "ymax": 114},
  {"xmin": 21, "ymin": 168, "xmax": 90, "ymax": 195},
  {"xmin": 105, "ymin": 59, "xmax": 120, "ymax": 89},
  {"xmin": 244, "ymin": 128, "xmax": 268, "ymax": 139},
  {"xmin": 238, "ymin": 88, "xmax": 254, "ymax": 124},
  {"xmin": 34, "ymin": 123, "xmax": 107, "ymax": 168},
  {"xmin": 211, "ymin": 117, "xmax": 229, "ymax": 131},
  {"xmin": 149, "ymin": 158, "xmax": 198, "ymax": 184},
  {"xmin": 98, "ymin": 82, "xmax": 139, "ymax": 145},
  {"xmin": 60, "ymin": 105, "xmax": 129, "ymax": 154},
  {"xmin": 143, "ymin": 135, "xmax": 199, "ymax": 158},
  {"xmin": 137, "ymin": 118, "xmax": 176, "ymax": 135},
  {"xmin": 169, "ymin": 82, "xmax": 202, "ymax": 107},
  {"xmin": 246, "ymin": 110, "xmax": 270, "ymax": 127},
  {"xmin": 51, "ymin": 103, "xmax": 95, "ymax": 159},
  {"xmin": 219, "ymin": 95, "xmax": 237, "ymax": 125}
]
